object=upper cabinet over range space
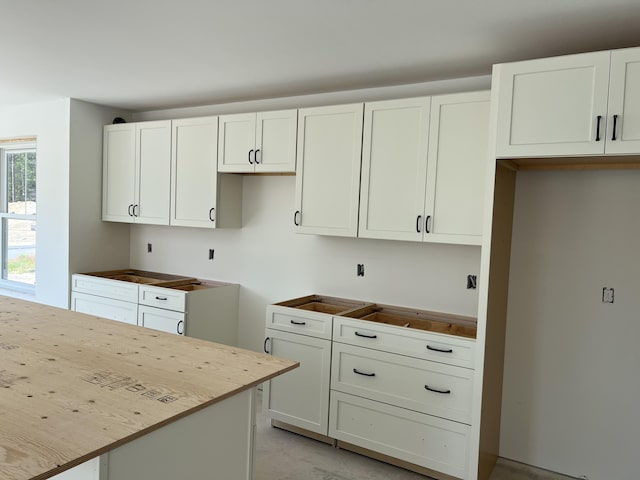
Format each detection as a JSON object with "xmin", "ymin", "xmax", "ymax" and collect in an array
[
  {"xmin": 218, "ymin": 109, "xmax": 297, "ymax": 173},
  {"xmin": 294, "ymin": 92, "xmax": 490, "ymax": 245},
  {"xmin": 495, "ymin": 46, "xmax": 640, "ymax": 158}
]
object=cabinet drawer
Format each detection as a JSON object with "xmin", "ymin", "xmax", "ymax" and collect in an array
[
  {"xmin": 71, "ymin": 274, "xmax": 139, "ymax": 303},
  {"xmin": 267, "ymin": 305, "xmax": 332, "ymax": 339},
  {"xmin": 71, "ymin": 292, "xmax": 138, "ymax": 326},
  {"xmin": 139, "ymin": 285, "xmax": 186, "ymax": 312},
  {"xmin": 138, "ymin": 305, "xmax": 185, "ymax": 335},
  {"xmin": 329, "ymin": 391, "xmax": 469, "ymax": 479},
  {"xmin": 331, "ymin": 343, "xmax": 472, "ymax": 424},
  {"xmin": 333, "ymin": 317, "xmax": 474, "ymax": 369}
]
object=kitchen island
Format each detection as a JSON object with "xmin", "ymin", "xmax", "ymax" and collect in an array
[{"xmin": 0, "ymin": 296, "xmax": 297, "ymax": 480}]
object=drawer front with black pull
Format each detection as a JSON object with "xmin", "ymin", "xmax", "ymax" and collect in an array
[
  {"xmin": 331, "ymin": 342, "xmax": 473, "ymax": 424},
  {"xmin": 267, "ymin": 305, "xmax": 333, "ymax": 339},
  {"xmin": 139, "ymin": 285, "xmax": 186, "ymax": 312}
]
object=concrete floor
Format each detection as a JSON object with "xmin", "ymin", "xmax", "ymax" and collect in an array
[{"xmin": 254, "ymin": 392, "xmax": 574, "ymax": 480}]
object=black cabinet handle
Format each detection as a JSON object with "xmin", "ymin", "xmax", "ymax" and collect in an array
[
  {"xmin": 425, "ymin": 215, "xmax": 431, "ymax": 233},
  {"xmin": 290, "ymin": 319, "xmax": 306, "ymax": 326},
  {"xmin": 353, "ymin": 368, "xmax": 375, "ymax": 377},
  {"xmin": 355, "ymin": 331, "xmax": 377, "ymax": 339},
  {"xmin": 248, "ymin": 149, "xmax": 254, "ymax": 164},
  {"xmin": 176, "ymin": 320, "xmax": 184, "ymax": 335},
  {"xmin": 427, "ymin": 345, "xmax": 453, "ymax": 353},
  {"xmin": 264, "ymin": 337, "xmax": 271, "ymax": 354},
  {"xmin": 596, "ymin": 115, "xmax": 602, "ymax": 141},
  {"xmin": 612, "ymin": 114, "xmax": 619, "ymax": 141},
  {"xmin": 133, "ymin": 204, "xmax": 139, "ymax": 217},
  {"xmin": 425, "ymin": 385, "xmax": 451, "ymax": 394},
  {"xmin": 255, "ymin": 149, "xmax": 261, "ymax": 164},
  {"xmin": 416, "ymin": 215, "xmax": 422, "ymax": 233},
  {"xmin": 128, "ymin": 204, "xmax": 134, "ymax": 216},
  {"xmin": 155, "ymin": 296, "xmax": 167, "ymax": 301},
  {"xmin": 209, "ymin": 208, "xmax": 215, "ymax": 222},
  {"xmin": 294, "ymin": 210, "xmax": 300, "ymax": 226}
]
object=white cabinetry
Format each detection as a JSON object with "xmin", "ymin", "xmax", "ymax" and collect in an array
[
  {"xmin": 495, "ymin": 47, "xmax": 640, "ymax": 157},
  {"xmin": 218, "ymin": 110, "xmax": 297, "ymax": 173},
  {"xmin": 171, "ymin": 117, "xmax": 242, "ymax": 228},
  {"xmin": 70, "ymin": 272, "xmax": 239, "ymax": 345},
  {"xmin": 102, "ymin": 121, "xmax": 172, "ymax": 224},
  {"xmin": 358, "ymin": 92, "xmax": 489, "ymax": 245},
  {"xmin": 294, "ymin": 104, "xmax": 364, "ymax": 237}
]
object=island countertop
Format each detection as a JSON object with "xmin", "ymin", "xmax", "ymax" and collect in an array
[{"xmin": 0, "ymin": 296, "xmax": 297, "ymax": 480}]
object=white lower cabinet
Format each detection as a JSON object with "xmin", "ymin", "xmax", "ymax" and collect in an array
[
  {"xmin": 262, "ymin": 328, "xmax": 331, "ymax": 434},
  {"xmin": 71, "ymin": 291, "xmax": 138, "ymax": 326},
  {"xmin": 138, "ymin": 305, "xmax": 184, "ymax": 335}
]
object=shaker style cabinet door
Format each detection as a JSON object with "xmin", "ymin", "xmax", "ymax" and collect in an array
[
  {"xmin": 170, "ymin": 116, "xmax": 219, "ymax": 228},
  {"xmin": 424, "ymin": 92, "xmax": 490, "ymax": 244},
  {"xmin": 494, "ymin": 51, "xmax": 611, "ymax": 158},
  {"xmin": 606, "ymin": 47, "xmax": 640, "ymax": 154},
  {"xmin": 294, "ymin": 103, "xmax": 364, "ymax": 237},
  {"xmin": 255, "ymin": 109, "xmax": 297, "ymax": 172},
  {"xmin": 102, "ymin": 123, "xmax": 136, "ymax": 223},
  {"xmin": 358, "ymin": 98, "xmax": 430, "ymax": 241},
  {"xmin": 218, "ymin": 113, "xmax": 256, "ymax": 173}
]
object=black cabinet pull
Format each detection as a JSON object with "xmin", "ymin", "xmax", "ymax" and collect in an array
[
  {"xmin": 155, "ymin": 296, "xmax": 167, "ymax": 301},
  {"xmin": 176, "ymin": 320, "xmax": 184, "ymax": 335},
  {"xmin": 209, "ymin": 208, "xmax": 215, "ymax": 222},
  {"xmin": 612, "ymin": 114, "xmax": 619, "ymax": 141},
  {"xmin": 133, "ymin": 204, "xmax": 139, "ymax": 217},
  {"xmin": 294, "ymin": 210, "xmax": 300, "ymax": 226},
  {"xmin": 255, "ymin": 149, "xmax": 261, "ymax": 164},
  {"xmin": 355, "ymin": 331, "xmax": 377, "ymax": 339},
  {"xmin": 248, "ymin": 149, "xmax": 254, "ymax": 164},
  {"xmin": 353, "ymin": 368, "xmax": 375, "ymax": 377},
  {"xmin": 427, "ymin": 345, "xmax": 453, "ymax": 353},
  {"xmin": 416, "ymin": 215, "xmax": 422, "ymax": 233},
  {"xmin": 425, "ymin": 385, "xmax": 451, "ymax": 394},
  {"xmin": 425, "ymin": 215, "xmax": 431, "ymax": 233},
  {"xmin": 264, "ymin": 337, "xmax": 271, "ymax": 354},
  {"xmin": 128, "ymin": 204, "xmax": 134, "ymax": 216},
  {"xmin": 595, "ymin": 115, "xmax": 602, "ymax": 141},
  {"xmin": 290, "ymin": 319, "xmax": 306, "ymax": 326}
]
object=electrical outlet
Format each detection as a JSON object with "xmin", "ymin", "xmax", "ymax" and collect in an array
[
  {"xmin": 602, "ymin": 287, "xmax": 614, "ymax": 303},
  {"xmin": 147, "ymin": 243, "xmax": 152, "ymax": 253},
  {"xmin": 467, "ymin": 275, "xmax": 477, "ymax": 289},
  {"xmin": 357, "ymin": 264, "xmax": 365, "ymax": 277},
  {"xmin": 208, "ymin": 249, "xmax": 215, "ymax": 260}
]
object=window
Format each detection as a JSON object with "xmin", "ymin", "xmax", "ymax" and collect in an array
[{"xmin": 0, "ymin": 143, "xmax": 36, "ymax": 289}]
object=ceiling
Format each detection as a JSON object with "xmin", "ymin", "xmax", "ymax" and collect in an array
[{"xmin": 3, "ymin": 0, "xmax": 640, "ymax": 112}]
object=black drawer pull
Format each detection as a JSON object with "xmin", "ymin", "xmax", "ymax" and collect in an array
[
  {"xmin": 425, "ymin": 385, "xmax": 451, "ymax": 394},
  {"xmin": 354, "ymin": 331, "xmax": 377, "ymax": 339},
  {"xmin": 176, "ymin": 320, "xmax": 184, "ymax": 335},
  {"xmin": 612, "ymin": 114, "xmax": 619, "ymax": 141},
  {"xmin": 595, "ymin": 115, "xmax": 602, "ymax": 141},
  {"xmin": 290, "ymin": 319, "xmax": 306, "ymax": 326},
  {"xmin": 263, "ymin": 337, "xmax": 271, "ymax": 354},
  {"xmin": 155, "ymin": 296, "xmax": 168, "ymax": 301},
  {"xmin": 426, "ymin": 345, "xmax": 453, "ymax": 353},
  {"xmin": 353, "ymin": 368, "xmax": 375, "ymax": 377}
]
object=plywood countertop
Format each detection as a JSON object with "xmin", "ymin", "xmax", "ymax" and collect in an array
[{"xmin": 0, "ymin": 296, "xmax": 297, "ymax": 480}]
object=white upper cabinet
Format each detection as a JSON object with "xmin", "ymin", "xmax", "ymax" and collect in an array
[
  {"xmin": 218, "ymin": 109, "xmax": 297, "ymax": 173},
  {"xmin": 359, "ymin": 93, "xmax": 489, "ymax": 245},
  {"xmin": 495, "ymin": 47, "xmax": 640, "ymax": 158},
  {"xmin": 358, "ymin": 97, "xmax": 431, "ymax": 242},
  {"xmin": 103, "ymin": 120, "xmax": 171, "ymax": 224},
  {"xmin": 425, "ymin": 92, "xmax": 490, "ymax": 244},
  {"xmin": 294, "ymin": 104, "xmax": 364, "ymax": 237}
]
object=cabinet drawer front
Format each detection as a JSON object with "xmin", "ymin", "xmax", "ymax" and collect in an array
[
  {"xmin": 138, "ymin": 305, "xmax": 185, "ymax": 335},
  {"xmin": 331, "ymin": 343, "xmax": 472, "ymax": 424},
  {"xmin": 71, "ymin": 292, "xmax": 138, "ymax": 326},
  {"xmin": 333, "ymin": 317, "xmax": 474, "ymax": 368},
  {"xmin": 71, "ymin": 274, "xmax": 139, "ymax": 303},
  {"xmin": 329, "ymin": 391, "xmax": 469, "ymax": 479},
  {"xmin": 138, "ymin": 285, "xmax": 186, "ymax": 312},
  {"xmin": 267, "ymin": 305, "xmax": 332, "ymax": 339}
]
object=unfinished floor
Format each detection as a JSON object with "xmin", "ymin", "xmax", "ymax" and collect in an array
[{"xmin": 254, "ymin": 392, "xmax": 574, "ymax": 480}]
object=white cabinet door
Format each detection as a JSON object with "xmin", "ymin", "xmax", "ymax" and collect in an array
[
  {"xmin": 294, "ymin": 104, "xmax": 364, "ymax": 237},
  {"xmin": 218, "ymin": 113, "xmax": 256, "ymax": 173},
  {"xmin": 255, "ymin": 110, "xmax": 297, "ymax": 173},
  {"xmin": 135, "ymin": 120, "xmax": 171, "ymax": 225},
  {"xmin": 425, "ymin": 92, "xmax": 490, "ymax": 245},
  {"xmin": 102, "ymin": 124, "xmax": 136, "ymax": 223},
  {"xmin": 138, "ymin": 305, "xmax": 185, "ymax": 335},
  {"xmin": 262, "ymin": 328, "xmax": 332, "ymax": 435},
  {"xmin": 606, "ymin": 47, "xmax": 640, "ymax": 154},
  {"xmin": 494, "ymin": 51, "xmax": 611, "ymax": 158},
  {"xmin": 71, "ymin": 292, "xmax": 138, "ymax": 325},
  {"xmin": 358, "ymin": 98, "xmax": 430, "ymax": 241},
  {"xmin": 170, "ymin": 117, "xmax": 219, "ymax": 228}
]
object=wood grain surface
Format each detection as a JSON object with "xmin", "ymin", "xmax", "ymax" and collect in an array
[{"xmin": 0, "ymin": 296, "xmax": 297, "ymax": 480}]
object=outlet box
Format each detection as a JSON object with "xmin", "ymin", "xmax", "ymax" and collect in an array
[
  {"xmin": 147, "ymin": 243, "xmax": 152, "ymax": 253},
  {"xmin": 357, "ymin": 264, "xmax": 365, "ymax": 277},
  {"xmin": 467, "ymin": 275, "xmax": 477, "ymax": 289},
  {"xmin": 602, "ymin": 287, "xmax": 614, "ymax": 303},
  {"xmin": 208, "ymin": 249, "xmax": 215, "ymax": 260}
]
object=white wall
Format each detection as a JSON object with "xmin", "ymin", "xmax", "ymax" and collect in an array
[
  {"xmin": 130, "ymin": 175, "xmax": 481, "ymax": 352},
  {"xmin": 0, "ymin": 99, "xmax": 71, "ymax": 307},
  {"xmin": 500, "ymin": 169, "xmax": 640, "ymax": 479}
]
